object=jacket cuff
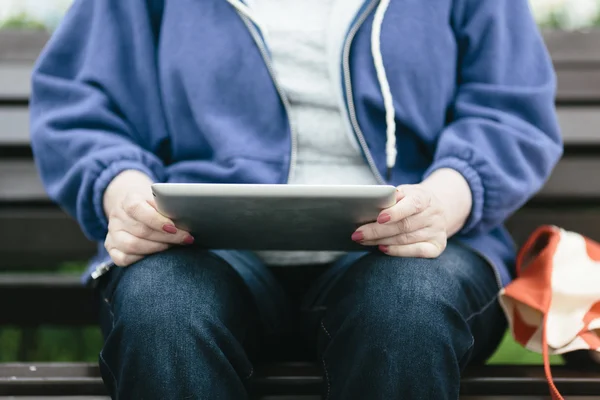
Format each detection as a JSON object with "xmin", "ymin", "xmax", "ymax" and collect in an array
[
  {"xmin": 88, "ymin": 160, "xmax": 164, "ymax": 240},
  {"xmin": 423, "ymin": 157, "xmax": 484, "ymax": 235}
]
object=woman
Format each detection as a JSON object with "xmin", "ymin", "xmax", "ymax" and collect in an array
[{"xmin": 30, "ymin": 0, "xmax": 562, "ymax": 398}]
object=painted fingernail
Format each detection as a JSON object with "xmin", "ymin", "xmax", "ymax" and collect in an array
[
  {"xmin": 377, "ymin": 213, "xmax": 391, "ymax": 224},
  {"xmin": 379, "ymin": 245, "xmax": 389, "ymax": 253},
  {"xmin": 183, "ymin": 235, "xmax": 195, "ymax": 245},
  {"xmin": 163, "ymin": 224, "xmax": 178, "ymax": 234},
  {"xmin": 351, "ymin": 231, "xmax": 364, "ymax": 242}
]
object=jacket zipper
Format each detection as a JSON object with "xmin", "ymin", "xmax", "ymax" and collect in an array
[
  {"xmin": 232, "ymin": 0, "xmax": 380, "ymax": 185},
  {"xmin": 342, "ymin": 0, "xmax": 386, "ymax": 185},
  {"xmin": 231, "ymin": 8, "xmax": 298, "ymax": 184},
  {"xmin": 342, "ymin": 0, "xmax": 503, "ymax": 289},
  {"xmin": 91, "ymin": 261, "xmax": 113, "ymax": 280},
  {"xmin": 93, "ymin": 4, "xmax": 297, "ymax": 282}
]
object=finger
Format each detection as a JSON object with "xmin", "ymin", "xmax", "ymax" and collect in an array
[
  {"xmin": 109, "ymin": 231, "xmax": 171, "ymax": 255},
  {"xmin": 122, "ymin": 196, "xmax": 178, "ymax": 234},
  {"xmin": 377, "ymin": 188, "xmax": 430, "ymax": 225},
  {"xmin": 353, "ymin": 212, "xmax": 432, "ymax": 242},
  {"xmin": 147, "ymin": 198, "xmax": 159, "ymax": 209},
  {"xmin": 360, "ymin": 226, "xmax": 438, "ymax": 246},
  {"xmin": 107, "ymin": 248, "xmax": 144, "ymax": 267},
  {"xmin": 379, "ymin": 240, "xmax": 446, "ymax": 259},
  {"xmin": 110, "ymin": 216, "xmax": 194, "ymax": 245}
]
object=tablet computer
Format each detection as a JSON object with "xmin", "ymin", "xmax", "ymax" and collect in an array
[{"xmin": 151, "ymin": 183, "xmax": 397, "ymax": 251}]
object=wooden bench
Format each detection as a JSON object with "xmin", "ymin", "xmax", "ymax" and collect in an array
[{"xmin": 1, "ymin": 29, "xmax": 600, "ymax": 398}]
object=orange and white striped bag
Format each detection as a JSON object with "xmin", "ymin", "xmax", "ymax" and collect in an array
[{"xmin": 499, "ymin": 225, "xmax": 600, "ymax": 400}]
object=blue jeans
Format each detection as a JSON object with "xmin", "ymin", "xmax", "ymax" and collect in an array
[{"xmin": 97, "ymin": 241, "xmax": 506, "ymax": 399}]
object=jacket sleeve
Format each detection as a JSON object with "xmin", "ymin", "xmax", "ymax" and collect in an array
[
  {"xmin": 30, "ymin": 0, "xmax": 168, "ymax": 241},
  {"xmin": 423, "ymin": 0, "xmax": 563, "ymax": 236}
]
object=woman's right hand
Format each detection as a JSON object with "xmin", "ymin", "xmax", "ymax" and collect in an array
[{"xmin": 102, "ymin": 170, "xmax": 194, "ymax": 267}]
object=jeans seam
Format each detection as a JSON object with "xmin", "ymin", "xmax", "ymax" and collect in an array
[
  {"xmin": 99, "ymin": 350, "xmax": 118, "ymax": 394},
  {"xmin": 320, "ymin": 319, "xmax": 332, "ymax": 399},
  {"xmin": 100, "ymin": 266, "xmax": 121, "ymax": 306},
  {"xmin": 322, "ymin": 356, "xmax": 331, "ymax": 400},
  {"xmin": 320, "ymin": 319, "xmax": 332, "ymax": 340},
  {"xmin": 458, "ymin": 337, "xmax": 476, "ymax": 367},
  {"xmin": 465, "ymin": 294, "xmax": 498, "ymax": 323},
  {"xmin": 109, "ymin": 304, "xmax": 116, "ymax": 328},
  {"xmin": 244, "ymin": 365, "xmax": 254, "ymax": 380}
]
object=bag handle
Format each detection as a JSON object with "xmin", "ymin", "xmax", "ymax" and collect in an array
[{"xmin": 542, "ymin": 314, "xmax": 563, "ymax": 400}]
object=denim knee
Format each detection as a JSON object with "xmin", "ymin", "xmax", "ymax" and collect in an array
[
  {"xmin": 329, "ymin": 254, "xmax": 475, "ymax": 362},
  {"xmin": 98, "ymin": 249, "xmax": 257, "ymax": 398},
  {"xmin": 111, "ymin": 251, "xmax": 239, "ymax": 326},
  {"xmin": 101, "ymin": 248, "xmax": 257, "ymax": 370}
]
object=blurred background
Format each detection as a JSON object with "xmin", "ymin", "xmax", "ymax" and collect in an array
[
  {"xmin": 0, "ymin": 0, "xmax": 595, "ymax": 366},
  {"xmin": 2, "ymin": 0, "xmax": 600, "ymax": 30}
]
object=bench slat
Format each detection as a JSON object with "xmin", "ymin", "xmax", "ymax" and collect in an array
[
  {"xmin": 2, "ymin": 156, "xmax": 600, "ymax": 202},
  {"xmin": 0, "ymin": 208, "xmax": 94, "ymax": 270},
  {"xmin": 0, "ymin": 160, "xmax": 45, "ymax": 200},
  {"xmin": 544, "ymin": 30, "xmax": 600, "ymax": 64},
  {"xmin": 539, "ymin": 157, "xmax": 600, "ymax": 198},
  {"xmin": 0, "ymin": 31, "xmax": 49, "ymax": 63},
  {"xmin": 1, "ymin": 106, "xmax": 598, "ymax": 146},
  {"xmin": 557, "ymin": 107, "xmax": 600, "ymax": 143},
  {"xmin": 2, "ymin": 30, "xmax": 600, "ymax": 101},
  {"xmin": 1, "ymin": 72, "xmax": 598, "ymax": 105},
  {"xmin": 0, "ymin": 108, "xmax": 29, "ymax": 144},
  {"xmin": 0, "ymin": 363, "xmax": 598, "ymax": 397},
  {"xmin": 0, "ymin": 205, "xmax": 599, "ymax": 271},
  {"xmin": 1, "ymin": 206, "xmax": 600, "ymax": 323},
  {"xmin": 0, "ymin": 64, "xmax": 33, "ymax": 100},
  {"xmin": 555, "ymin": 69, "xmax": 600, "ymax": 102},
  {"xmin": 3, "ymin": 65, "xmax": 598, "ymax": 102},
  {"xmin": 0, "ymin": 274, "xmax": 96, "ymax": 326},
  {"xmin": 4, "ymin": 30, "xmax": 599, "ymax": 64}
]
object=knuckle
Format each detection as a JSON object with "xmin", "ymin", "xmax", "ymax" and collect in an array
[
  {"xmin": 120, "ymin": 235, "xmax": 138, "ymax": 254},
  {"xmin": 124, "ymin": 199, "xmax": 141, "ymax": 217},
  {"xmin": 107, "ymin": 217, "xmax": 119, "ymax": 232},
  {"xmin": 425, "ymin": 239, "xmax": 446, "ymax": 258},
  {"xmin": 395, "ymin": 233, "xmax": 408, "ymax": 245},
  {"xmin": 364, "ymin": 225, "xmax": 378, "ymax": 240},
  {"xmin": 406, "ymin": 230, "xmax": 422, "ymax": 244},
  {"xmin": 109, "ymin": 249, "xmax": 126, "ymax": 267},
  {"xmin": 437, "ymin": 235, "xmax": 448, "ymax": 252},
  {"xmin": 415, "ymin": 244, "xmax": 429, "ymax": 258},
  {"xmin": 399, "ymin": 217, "xmax": 412, "ymax": 232},
  {"xmin": 395, "ymin": 231, "xmax": 411, "ymax": 245},
  {"xmin": 135, "ymin": 222, "xmax": 153, "ymax": 238},
  {"xmin": 433, "ymin": 204, "xmax": 445, "ymax": 217},
  {"xmin": 411, "ymin": 195, "xmax": 425, "ymax": 213}
]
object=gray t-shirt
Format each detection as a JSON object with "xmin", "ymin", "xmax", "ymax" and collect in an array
[{"xmin": 251, "ymin": 0, "xmax": 379, "ymax": 265}]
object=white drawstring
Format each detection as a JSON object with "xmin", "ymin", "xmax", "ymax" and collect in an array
[{"xmin": 371, "ymin": 0, "xmax": 397, "ymax": 179}]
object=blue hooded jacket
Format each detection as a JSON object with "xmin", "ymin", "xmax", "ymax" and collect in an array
[{"xmin": 30, "ymin": 0, "xmax": 562, "ymax": 291}]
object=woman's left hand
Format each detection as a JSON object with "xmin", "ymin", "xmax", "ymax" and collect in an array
[{"xmin": 352, "ymin": 185, "xmax": 448, "ymax": 258}]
